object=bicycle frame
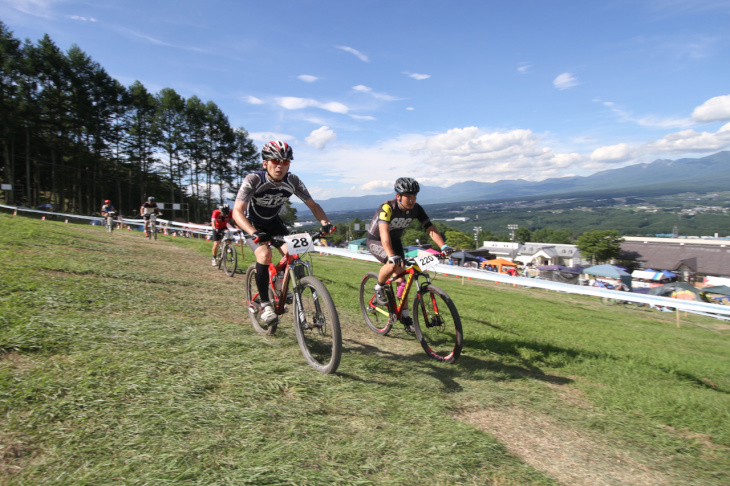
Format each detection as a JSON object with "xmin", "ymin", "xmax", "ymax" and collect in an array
[
  {"xmin": 249, "ymin": 251, "xmax": 312, "ymax": 316},
  {"xmin": 373, "ymin": 261, "xmax": 433, "ymax": 321}
]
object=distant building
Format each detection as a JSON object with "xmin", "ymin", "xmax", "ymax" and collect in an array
[
  {"xmin": 478, "ymin": 241, "xmax": 587, "ymax": 267},
  {"xmin": 620, "ymin": 236, "xmax": 730, "ymax": 282}
]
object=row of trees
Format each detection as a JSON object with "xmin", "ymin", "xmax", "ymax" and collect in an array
[{"xmin": 0, "ymin": 22, "xmax": 260, "ymax": 221}]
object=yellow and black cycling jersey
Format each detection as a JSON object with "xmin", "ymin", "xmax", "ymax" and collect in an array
[{"xmin": 366, "ymin": 198, "xmax": 432, "ymax": 241}]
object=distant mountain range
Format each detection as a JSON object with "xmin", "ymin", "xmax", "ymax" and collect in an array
[{"xmin": 293, "ymin": 151, "xmax": 730, "ymax": 214}]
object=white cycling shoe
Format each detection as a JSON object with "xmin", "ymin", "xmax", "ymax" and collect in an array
[{"xmin": 261, "ymin": 305, "xmax": 277, "ymax": 324}]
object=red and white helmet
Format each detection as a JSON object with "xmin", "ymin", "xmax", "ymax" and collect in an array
[
  {"xmin": 262, "ymin": 140, "xmax": 293, "ymax": 161},
  {"xmin": 104, "ymin": 199, "xmax": 111, "ymax": 204}
]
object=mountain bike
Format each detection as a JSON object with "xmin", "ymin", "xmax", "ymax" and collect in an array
[
  {"xmin": 359, "ymin": 253, "xmax": 463, "ymax": 364},
  {"xmin": 596, "ymin": 281, "xmax": 639, "ymax": 309},
  {"xmin": 600, "ymin": 296, "xmax": 640, "ymax": 309},
  {"xmin": 105, "ymin": 211, "xmax": 116, "ymax": 232},
  {"xmin": 146, "ymin": 213, "xmax": 158, "ymax": 240},
  {"xmin": 214, "ymin": 230, "xmax": 239, "ymax": 277},
  {"xmin": 244, "ymin": 230, "xmax": 342, "ymax": 374}
]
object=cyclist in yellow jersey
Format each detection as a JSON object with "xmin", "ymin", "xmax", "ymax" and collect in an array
[{"xmin": 365, "ymin": 177, "xmax": 454, "ymax": 332}]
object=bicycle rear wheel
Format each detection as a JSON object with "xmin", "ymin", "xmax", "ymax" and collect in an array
[
  {"xmin": 293, "ymin": 276, "xmax": 342, "ymax": 374},
  {"xmin": 359, "ymin": 272, "xmax": 394, "ymax": 335},
  {"xmin": 245, "ymin": 264, "xmax": 277, "ymax": 335},
  {"xmin": 222, "ymin": 242, "xmax": 237, "ymax": 276},
  {"xmin": 601, "ymin": 297, "xmax": 617, "ymax": 306},
  {"xmin": 413, "ymin": 284, "xmax": 462, "ymax": 364}
]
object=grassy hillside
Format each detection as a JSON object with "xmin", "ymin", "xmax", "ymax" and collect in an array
[{"xmin": 2, "ymin": 214, "xmax": 730, "ymax": 485}]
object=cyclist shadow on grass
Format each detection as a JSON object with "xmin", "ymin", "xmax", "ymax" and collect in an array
[{"xmin": 338, "ymin": 337, "xmax": 465, "ymax": 391}]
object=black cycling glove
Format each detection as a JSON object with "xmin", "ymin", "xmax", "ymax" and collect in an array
[
  {"xmin": 387, "ymin": 255, "xmax": 403, "ymax": 265},
  {"xmin": 253, "ymin": 231, "xmax": 271, "ymax": 244}
]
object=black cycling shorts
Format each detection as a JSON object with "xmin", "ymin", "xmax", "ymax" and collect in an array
[
  {"xmin": 211, "ymin": 228, "xmax": 226, "ymax": 242},
  {"xmin": 366, "ymin": 237, "xmax": 404, "ymax": 264},
  {"xmin": 245, "ymin": 218, "xmax": 289, "ymax": 252}
]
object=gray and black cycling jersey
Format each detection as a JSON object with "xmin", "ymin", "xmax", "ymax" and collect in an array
[
  {"xmin": 366, "ymin": 198, "xmax": 432, "ymax": 242},
  {"xmin": 235, "ymin": 170, "xmax": 312, "ymax": 225}
]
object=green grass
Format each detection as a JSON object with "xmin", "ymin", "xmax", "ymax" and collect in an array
[{"xmin": 1, "ymin": 213, "xmax": 730, "ymax": 485}]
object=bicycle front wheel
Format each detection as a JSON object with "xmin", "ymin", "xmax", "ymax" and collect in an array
[
  {"xmin": 413, "ymin": 284, "xmax": 462, "ymax": 364},
  {"xmin": 293, "ymin": 276, "xmax": 342, "ymax": 374},
  {"xmin": 216, "ymin": 244, "xmax": 224, "ymax": 270},
  {"xmin": 245, "ymin": 264, "xmax": 277, "ymax": 335},
  {"xmin": 222, "ymin": 242, "xmax": 237, "ymax": 276},
  {"xmin": 359, "ymin": 272, "xmax": 393, "ymax": 335},
  {"xmin": 601, "ymin": 297, "xmax": 617, "ymax": 306}
]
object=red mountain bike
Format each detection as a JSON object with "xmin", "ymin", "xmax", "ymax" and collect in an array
[
  {"xmin": 244, "ymin": 231, "xmax": 342, "ymax": 374},
  {"xmin": 359, "ymin": 253, "xmax": 463, "ymax": 363}
]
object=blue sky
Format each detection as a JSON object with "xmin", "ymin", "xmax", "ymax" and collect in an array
[{"xmin": 2, "ymin": 0, "xmax": 730, "ymax": 201}]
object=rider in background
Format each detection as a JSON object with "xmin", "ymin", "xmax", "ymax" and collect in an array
[
  {"xmin": 210, "ymin": 204, "xmax": 237, "ymax": 265},
  {"xmin": 365, "ymin": 177, "xmax": 454, "ymax": 332},
  {"xmin": 232, "ymin": 140, "xmax": 334, "ymax": 324},
  {"xmin": 140, "ymin": 196, "xmax": 162, "ymax": 237},
  {"xmin": 101, "ymin": 199, "xmax": 116, "ymax": 218}
]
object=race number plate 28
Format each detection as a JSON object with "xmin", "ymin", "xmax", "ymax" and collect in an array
[
  {"xmin": 283, "ymin": 233, "xmax": 314, "ymax": 255},
  {"xmin": 414, "ymin": 253, "xmax": 439, "ymax": 271}
]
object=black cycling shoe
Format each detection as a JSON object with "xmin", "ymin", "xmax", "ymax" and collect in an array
[{"xmin": 402, "ymin": 316, "xmax": 415, "ymax": 334}]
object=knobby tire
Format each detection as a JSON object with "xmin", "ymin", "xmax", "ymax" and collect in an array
[
  {"xmin": 359, "ymin": 272, "xmax": 394, "ymax": 335},
  {"xmin": 245, "ymin": 263, "xmax": 277, "ymax": 335},
  {"xmin": 222, "ymin": 242, "xmax": 237, "ymax": 276},
  {"xmin": 293, "ymin": 276, "xmax": 342, "ymax": 374},
  {"xmin": 413, "ymin": 284, "xmax": 463, "ymax": 364}
]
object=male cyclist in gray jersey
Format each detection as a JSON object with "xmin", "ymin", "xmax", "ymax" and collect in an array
[
  {"xmin": 366, "ymin": 177, "xmax": 454, "ymax": 332},
  {"xmin": 233, "ymin": 141, "xmax": 334, "ymax": 324}
]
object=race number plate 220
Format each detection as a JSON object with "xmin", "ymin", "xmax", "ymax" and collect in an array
[
  {"xmin": 283, "ymin": 233, "xmax": 314, "ymax": 255},
  {"xmin": 414, "ymin": 253, "xmax": 439, "ymax": 271}
]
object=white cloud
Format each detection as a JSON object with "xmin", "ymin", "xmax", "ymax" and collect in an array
[
  {"xmin": 646, "ymin": 125, "xmax": 730, "ymax": 153},
  {"xmin": 277, "ymin": 96, "xmax": 318, "ymax": 110},
  {"xmin": 275, "ymin": 97, "xmax": 349, "ymax": 114},
  {"xmin": 336, "ymin": 45, "xmax": 369, "ymax": 62},
  {"xmin": 517, "ymin": 62, "xmax": 531, "ymax": 74},
  {"xmin": 69, "ymin": 15, "xmax": 96, "ymax": 22},
  {"xmin": 406, "ymin": 107, "xmax": 415, "ymax": 111},
  {"xmin": 244, "ymin": 95, "xmax": 264, "ymax": 105},
  {"xmin": 553, "ymin": 72, "xmax": 579, "ymax": 90},
  {"xmin": 590, "ymin": 143, "xmax": 634, "ymax": 162},
  {"xmin": 3, "ymin": 0, "xmax": 53, "ymax": 18},
  {"xmin": 352, "ymin": 85, "xmax": 400, "ymax": 101},
  {"xmin": 350, "ymin": 114, "xmax": 376, "ymax": 121},
  {"xmin": 598, "ymin": 99, "xmax": 692, "ymax": 129},
  {"xmin": 319, "ymin": 101, "xmax": 349, "ymax": 114},
  {"xmin": 298, "ymin": 74, "xmax": 318, "ymax": 83},
  {"xmin": 692, "ymin": 94, "xmax": 730, "ymax": 123},
  {"xmin": 248, "ymin": 132, "xmax": 293, "ymax": 143},
  {"xmin": 306, "ymin": 126, "xmax": 337, "ymax": 150},
  {"xmin": 405, "ymin": 72, "xmax": 430, "ymax": 80}
]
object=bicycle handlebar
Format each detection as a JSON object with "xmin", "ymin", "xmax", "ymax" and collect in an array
[{"xmin": 242, "ymin": 230, "xmax": 330, "ymax": 243}]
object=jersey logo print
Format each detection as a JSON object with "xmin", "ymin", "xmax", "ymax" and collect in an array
[
  {"xmin": 379, "ymin": 204, "xmax": 393, "ymax": 222},
  {"xmin": 390, "ymin": 217, "xmax": 413, "ymax": 230},
  {"xmin": 256, "ymin": 193, "xmax": 289, "ymax": 208}
]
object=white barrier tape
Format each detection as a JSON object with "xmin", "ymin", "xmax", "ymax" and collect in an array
[
  {"xmin": 2, "ymin": 204, "xmax": 212, "ymax": 236},
  {"xmin": 312, "ymin": 246, "xmax": 730, "ymax": 320},
  {"xmin": 5, "ymin": 204, "xmax": 729, "ymax": 319}
]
